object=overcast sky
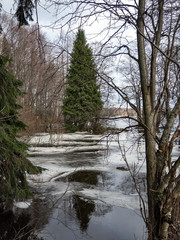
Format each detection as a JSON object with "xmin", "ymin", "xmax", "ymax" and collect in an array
[
  {"xmin": 1, "ymin": 0, "xmax": 126, "ymax": 43},
  {"xmin": 1, "ymin": 0, "xmax": 58, "ymax": 39},
  {"xmin": 1, "ymin": 0, "xmax": 15, "ymax": 14}
]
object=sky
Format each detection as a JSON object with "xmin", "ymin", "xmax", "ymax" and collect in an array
[
  {"xmin": 1, "ymin": 0, "xmax": 136, "ymax": 42},
  {"xmin": 1, "ymin": 0, "xmax": 13, "ymax": 12},
  {"xmin": 1, "ymin": 0, "xmax": 90, "ymax": 40},
  {"xmin": 1, "ymin": 0, "xmax": 60, "ymax": 40}
]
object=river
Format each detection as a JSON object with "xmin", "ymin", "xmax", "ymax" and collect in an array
[{"xmin": 1, "ymin": 128, "xmax": 149, "ymax": 240}]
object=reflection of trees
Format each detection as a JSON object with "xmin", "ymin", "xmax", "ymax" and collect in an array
[
  {"xmin": 93, "ymin": 204, "xmax": 112, "ymax": 218},
  {"xmin": 73, "ymin": 195, "xmax": 95, "ymax": 232},
  {"xmin": 29, "ymin": 197, "xmax": 51, "ymax": 229},
  {"xmin": 0, "ymin": 197, "xmax": 52, "ymax": 240},
  {"xmin": 121, "ymin": 173, "xmax": 146, "ymax": 195},
  {"xmin": 58, "ymin": 195, "xmax": 112, "ymax": 233},
  {"xmin": 0, "ymin": 194, "xmax": 113, "ymax": 239},
  {"xmin": 72, "ymin": 195, "xmax": 113, "ymax": 232},
  {"xmin": 0, "ymin": 210, "xmax": 43, "ymax": 240}
]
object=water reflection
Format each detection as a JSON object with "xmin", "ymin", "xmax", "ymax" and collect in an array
[
  {"xmin": 61, "ymin": 170, "xmax": 101, "ymax": 185},
  {"xmin": 0, "ymin": 210, "xmax": 29, "ymax": 240},
  {"xmin": 37, "ymin": 194, "xmax": 115, "ymax": 240},
  {"xmin": 73, "ymin": 195, "xmax": 95, "ymax": 232},
  {"xmin": 1, "ymin": 131, "xmax": 148, "ymax": 240},
  {"xmin": 62, "ymin": 152, "xmax": 104, "ymax": 169},
  {"xmin": 0, "ymin": 185, "xmax": 145, "ymax": 240},
  {"xmin": 0, "ymin": 209, "xmax": 43, "ymax": 240},
  {"xmin": 0, "ymin": 196, "xmax": 53, "ymax": 240}
]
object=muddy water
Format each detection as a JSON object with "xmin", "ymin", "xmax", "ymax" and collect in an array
[{"xmin": 0, "ymin": 132, "xmax": 147, "ymax": 240}]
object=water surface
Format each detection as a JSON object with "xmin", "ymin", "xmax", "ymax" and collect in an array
[{"xmin": 2, "ymin": 131, "xmax": 148, "ymax": 240}]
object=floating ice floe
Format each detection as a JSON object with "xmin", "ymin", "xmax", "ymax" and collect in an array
[
  {"xmin": 76, "ymin": 188, "xmax": 142, "ymax": 210},
  {"xmin": 27, "ymin": 132, "xmax": 103, "ymax": 146},
  {"xmin": 26, "ymin": 132, "xmax": 106, "ymax": 156}
]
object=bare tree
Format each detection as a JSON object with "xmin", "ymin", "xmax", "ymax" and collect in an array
[{"xmin": 0, "ymin": 13, "xmax": 67, "ymax": 133}]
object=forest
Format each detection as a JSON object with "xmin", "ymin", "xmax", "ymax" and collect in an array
[{"xmin": 0, "ymin": 1, "xmax": 179, "ymax": 240}]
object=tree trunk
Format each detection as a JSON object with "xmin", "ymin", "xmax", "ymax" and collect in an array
[{"xmin": 136, "ymin": 1, "xmax": 176, "ymax": 239}]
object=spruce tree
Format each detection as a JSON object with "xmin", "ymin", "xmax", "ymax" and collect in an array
[
  {"xmin": 0, "ymin": 55, "xmax": 38, "ymax": 210},
  {"xmin": 63, "ymin": 29, "xmax": 103, "ymax": 133},
  {"xmin": 0, "ymin": 0, "xmax": 39, "ymax": 212}
]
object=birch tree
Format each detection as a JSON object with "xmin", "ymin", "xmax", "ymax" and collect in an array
[{"xmin": 1, "ymin": 13, "xmax": 67, "ymax": 133}]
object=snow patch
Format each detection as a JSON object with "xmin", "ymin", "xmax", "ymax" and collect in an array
[
  {"xmin": 27, "ymin": 132, "xmax": 103, "ymax": 146},
  {"xmin": 13, "ymin": 200, "xmax": 32, "ymax": 209}
]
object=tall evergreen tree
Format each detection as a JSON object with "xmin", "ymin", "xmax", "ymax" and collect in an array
[
  {"xmin": 15, "ymin": 0, "xmax": 35, "ymax": 26},
  {"xmin": 63, "ymin": 29, "xmax": 103, "ymax": 133},
  {"xmin": 0, "ymin": 55, "xmax": 38, "ymax": 210},
  {"xmin": 0, "ymin": 0, "xmax": 39, "ymax": 212}
]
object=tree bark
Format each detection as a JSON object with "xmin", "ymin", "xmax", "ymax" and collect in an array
[{"xmin": 136, "ymin": 1, "xmax": 178, "ymax": 239}]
